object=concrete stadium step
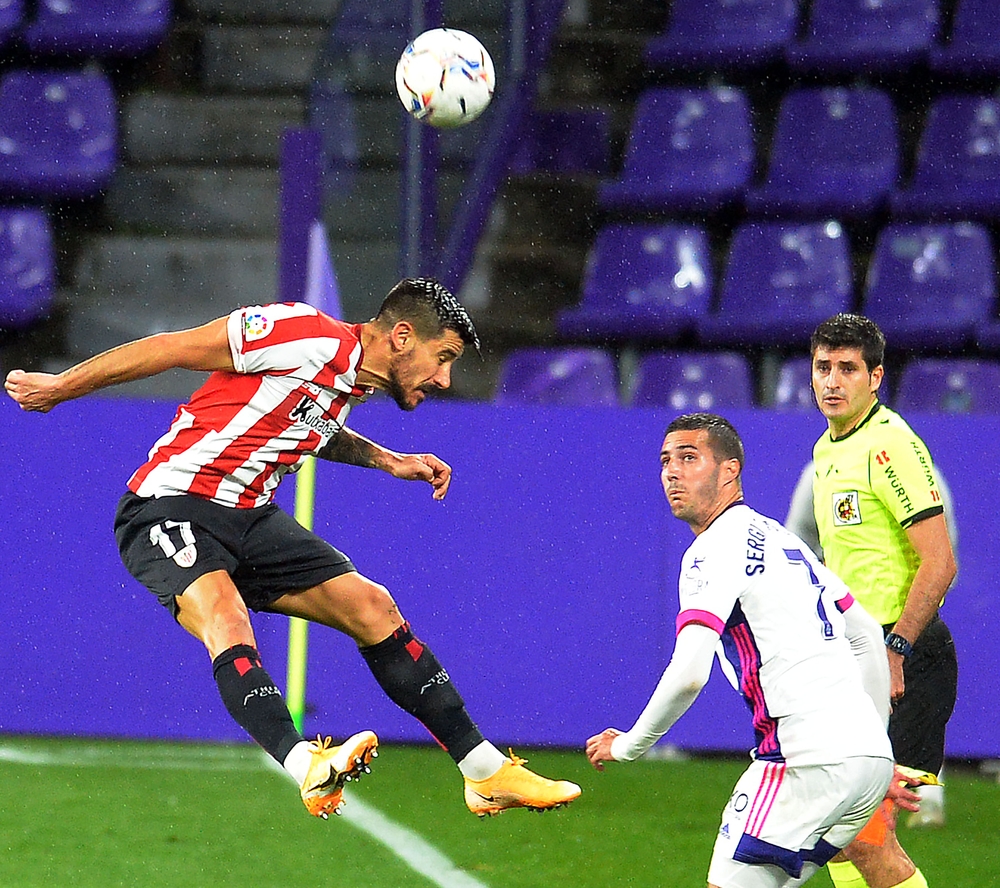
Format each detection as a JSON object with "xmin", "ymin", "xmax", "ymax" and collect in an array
[
  {"xmin": 325, "ymin": 238, "xmax": 401, "ymax": 322},
  {"xmin": 122, "ymin": 93, "xmax": 305, "ymax": 165},
  {"xmin": 66, "ymin": 233, "xmax": 401, "ymax": 343},
  {"xmin": 201, "ymin": 25, "xmax": 328, "ymax": 94},
  {"xmin": 63, "ymin": 236, "xmax": 276, "ymax": 375},
  {"xmin": 312, "ymin": 93, "xmax": 486, "ymax": 168},
  {"xmin": 189, "ymin": 0, "xmax": 509, "ymax": 26},
  {"xmin": 323, "ymin": 168, "xmax": 473, "ymax": 240},
  {"xmin": 104, "ymin": 165, "xmax": 475, "ymax": 240},
  {"xmin": 71, "ymin": 235, "xmax": 276, "ymax": 318},
  {"xmin": 121, "ymin": 91, "xmax": 417, "ymax": 169},
  {"xmin": 187, "ymin": 0, "xmax": 340, "ymax": 25},
  {"xmin": 106, "ymin": 167, "xmax": 280, "ymax": 236}
]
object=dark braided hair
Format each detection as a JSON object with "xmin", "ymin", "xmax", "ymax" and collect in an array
[{"xmin": 376, "ymin": 278, "xmax": 480, "ymax": 353}]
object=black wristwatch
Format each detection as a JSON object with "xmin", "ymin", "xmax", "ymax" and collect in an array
[{"xmin": 884, "ymin": 632, "xmax": 914, "ymax": 658}]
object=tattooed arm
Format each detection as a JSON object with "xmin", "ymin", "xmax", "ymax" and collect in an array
[
  {"xmin": 317, "ymin": 427, "xmax": 393, "ymax": 469},
  {"xmin": 317, "ymin": 428, "xmax": 453, "ymax": 500}
]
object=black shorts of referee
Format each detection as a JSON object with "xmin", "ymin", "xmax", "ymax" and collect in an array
[{"xmin": 885, "ymin": 613, "xmax": 958, "ymax": 776}]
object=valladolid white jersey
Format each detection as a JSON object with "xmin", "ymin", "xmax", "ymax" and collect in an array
[
  {"xmin": 128, "ymin": 303, "xmax": 372, "ymax": 508},
  {"xmin": 677, "ymin": 503, "xmax": 892, "ymax": 767}
]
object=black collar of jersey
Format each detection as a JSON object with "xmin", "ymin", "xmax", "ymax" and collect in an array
[{"xmin": 828, "ymin": 400, "xmax": 882, "ymax": 443}]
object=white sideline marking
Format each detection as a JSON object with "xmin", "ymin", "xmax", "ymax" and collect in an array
[
  {"xmin": 262, "ymin": 752, "xmax": 491, "ymax": 888},
  {"xmin": 0, "ymin": 743, "xmax": 259, "ymax": 771},
  {"xmin": 1, "ymin": 741, "xmax": 490, "ymax": 888},
  {"xmin": 340, "ymin": 794, "xmax": 491, "ymax": 888}
]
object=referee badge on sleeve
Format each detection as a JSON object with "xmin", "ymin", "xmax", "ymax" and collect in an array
[{"xmin": 832, "ymin": 491, "xmax": 862, "ymax": 526}]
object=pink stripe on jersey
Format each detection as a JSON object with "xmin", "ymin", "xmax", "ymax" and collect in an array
[
  {"xmin": 731, "ymin": 623, "xmax": 780, "ymax": 757},
  {"xmin": 835, "ymin": 592, "xmax": 855, "ymax": 613},
  {"xmin": 746, "ymin": 762, "xmax": 786, "ymax": 836},
  {"xmin": 677, "ymin": 609, "xmax": 726, "ymax": 635}
]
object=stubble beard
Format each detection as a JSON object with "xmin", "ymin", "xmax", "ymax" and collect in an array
[{"xmin": 385, "ymin": 361, "xmax": 419, "ymax": 411}]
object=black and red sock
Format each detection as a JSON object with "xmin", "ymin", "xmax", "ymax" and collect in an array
[
  {"xmin": 212, "ymin": 644, "xmax": 302, "ymax": 763},
  {"xmin": 360, "ymin": 623, "xmax": 484, "ymax": 763}
]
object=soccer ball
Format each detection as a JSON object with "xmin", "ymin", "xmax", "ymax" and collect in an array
[{"xmin": 395, "ymin": 28, "xmax": 495, "ymax": 128}]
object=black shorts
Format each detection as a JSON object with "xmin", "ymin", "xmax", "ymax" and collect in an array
[
  {"xmin": 114, "ymin": 491, "xmax": 355, "ymax": 619},
  {"xmin": 886, "ymin": 614, "xmax": 958, "ymax": 775}
]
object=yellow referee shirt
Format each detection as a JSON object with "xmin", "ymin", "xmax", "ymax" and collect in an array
[{"xmin": 812, "ymin": 401, "xmax": 944, "ymax": 625}]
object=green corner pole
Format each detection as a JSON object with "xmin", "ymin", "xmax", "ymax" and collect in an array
[{"xmin": 287, "ymin": 457, "xmax": 317, "ymax": 733}]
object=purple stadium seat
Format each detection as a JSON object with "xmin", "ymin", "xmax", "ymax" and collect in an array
[
  {"xmin": 0, "ymin": 206, "xmax": 55, "ymax": 329},
  {"xmin": 0, "ymin": 69, "xmax": 118, "ymax": 199},
  {"xmin": 557, "ymin": 223, "xmax": 712, "ymax": 341},
  {"xmin": 510, "ymin": 109, "xmax": 611, "ymax": 176},
  {"xmin": 698, "ymin": 220, "xmax": 853, "ymax": 347},
  {"xmin": 746, "ymin": 87, "xmax": 899, "ymax": 218},
  {"xmin": 896, "ymin": 358, "xmax": 1000, "ymax": 413},
  {"xmin": 598, "ymin": 86, "xmax": 754, "ymax": 213},
  {"xmin": 862, "ymin": 222, "xmax": 996, "ymax": 350},
  {"xmin": 772, "ymin": 356, "xmax": 815, "ymax": 411},
  {"xmin": 930, "ymin": 0, "xmax": 1000, "ymax": 76},
  {"xmin": 786, "ymin": 0, "xmax": 938, "ymax": 73},
  {"xmin": 976, "ymin": 318, "xmax": 1000, "ymax": 353},
  {"xmin": 0, "ymin": 0, "xmax": 23, "ymax": 49},
  {"xmin": 494, "ymin": 347, "xmax": 619, "ymax": 407},
  {"xmin": 891, "ymin": 95, "xmax": 1000, "ymax": 221},
  {"xmin": 24, "ymin": 0, "xmax": 171, "ymax": 57},
  {"xmin": 630, "ymin": 351, "xmax": 753, "ymax": 409},
  {"xmin": 644, "ymin": 0, "xmax": 798, "ymax": 70}
]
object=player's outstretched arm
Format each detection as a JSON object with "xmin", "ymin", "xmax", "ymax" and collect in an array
[
  {"xmin": 4, "ymin": 317, "xmax": 233, "ymax": 412},
  {"xmin": 586, "ymin": 623, "xmax": 718, "ymax": 770},
  {"xmin": 318, "ymin": 427, "xmax": 452, "ymax": 500}
]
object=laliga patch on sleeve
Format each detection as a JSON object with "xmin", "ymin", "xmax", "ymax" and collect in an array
[
  {"xmin": 244, "ymin": 310, "xmax": 273, "ymax": 341},
  {"xmin": 832, "ymin": 491, "xmax": 862, "ymax": 526}
]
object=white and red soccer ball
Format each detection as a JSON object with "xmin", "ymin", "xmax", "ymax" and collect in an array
[{"xmin": 395, "ymin": 28, "xmax": 496, "ymax": 128}]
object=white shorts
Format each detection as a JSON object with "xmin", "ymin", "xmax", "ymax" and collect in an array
[{"xmin": 707, "ymin": 756, "xmax": 893, "ymax": 888}]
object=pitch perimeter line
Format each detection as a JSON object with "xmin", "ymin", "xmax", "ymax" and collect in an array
[
  {"xmin": 0, "ymin": 743, "xmax": 261, "ymax": 770},
  {"xmin": 340, "ymin": 794, "xmax": 490, "ymax": 888},
  {"xmin": 1, "ymin": 742, "xmax": 490, "ymax": 888},
  {"xmin": 261, "ymin": 752, "xmax": 492, "ymax": 888}
]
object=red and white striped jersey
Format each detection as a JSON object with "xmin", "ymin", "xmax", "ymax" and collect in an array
[{"xmin": 127, "ymin": 302, "xmax": 373, "ymax": 508}]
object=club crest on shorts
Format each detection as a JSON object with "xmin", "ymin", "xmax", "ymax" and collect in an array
[
  {"xmin": 832, "ymin": 491, "xmax": 862, "ymax": 526},
  {"xmin": 149, "ymin": 520, "xmax": 199, "ymax": 568},
  {"xmin": 172, "ymin": 542, "xmax": 198, "ymax": 568}
]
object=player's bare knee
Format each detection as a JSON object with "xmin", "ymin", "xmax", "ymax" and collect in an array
[
  {"xmin": 333, "ymin": 576, "xmax": 402, "ymax": 642},
  {"xmin": 355, "ymin": 579, "xmax": 401, "ymax": 624},
  {"xmin": 176, "ymin": 585, "xmax": 254, "ymax": 655}
]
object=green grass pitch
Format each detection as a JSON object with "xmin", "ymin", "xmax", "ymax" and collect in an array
[{"xmin": 0, "ymin": 737, "xmax": 994, "ymax": 887}]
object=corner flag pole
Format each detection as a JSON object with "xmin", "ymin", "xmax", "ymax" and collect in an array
[
  {"xmin": 287, "ymin": 461, "xmax": 316, "ymax": 732},
  {"xmin": 279, "ymin": 127, "xmax": 337, "ymax": 733}
]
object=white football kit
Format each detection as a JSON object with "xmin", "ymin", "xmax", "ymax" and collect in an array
[{"xmin": 611, "ymin": 503, "xmax": 893, "ymax": 887}]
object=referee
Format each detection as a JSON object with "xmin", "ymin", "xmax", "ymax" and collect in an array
[{"xmin": 807, "ymin": 314, "xmax": 957, "ymax": 888}]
